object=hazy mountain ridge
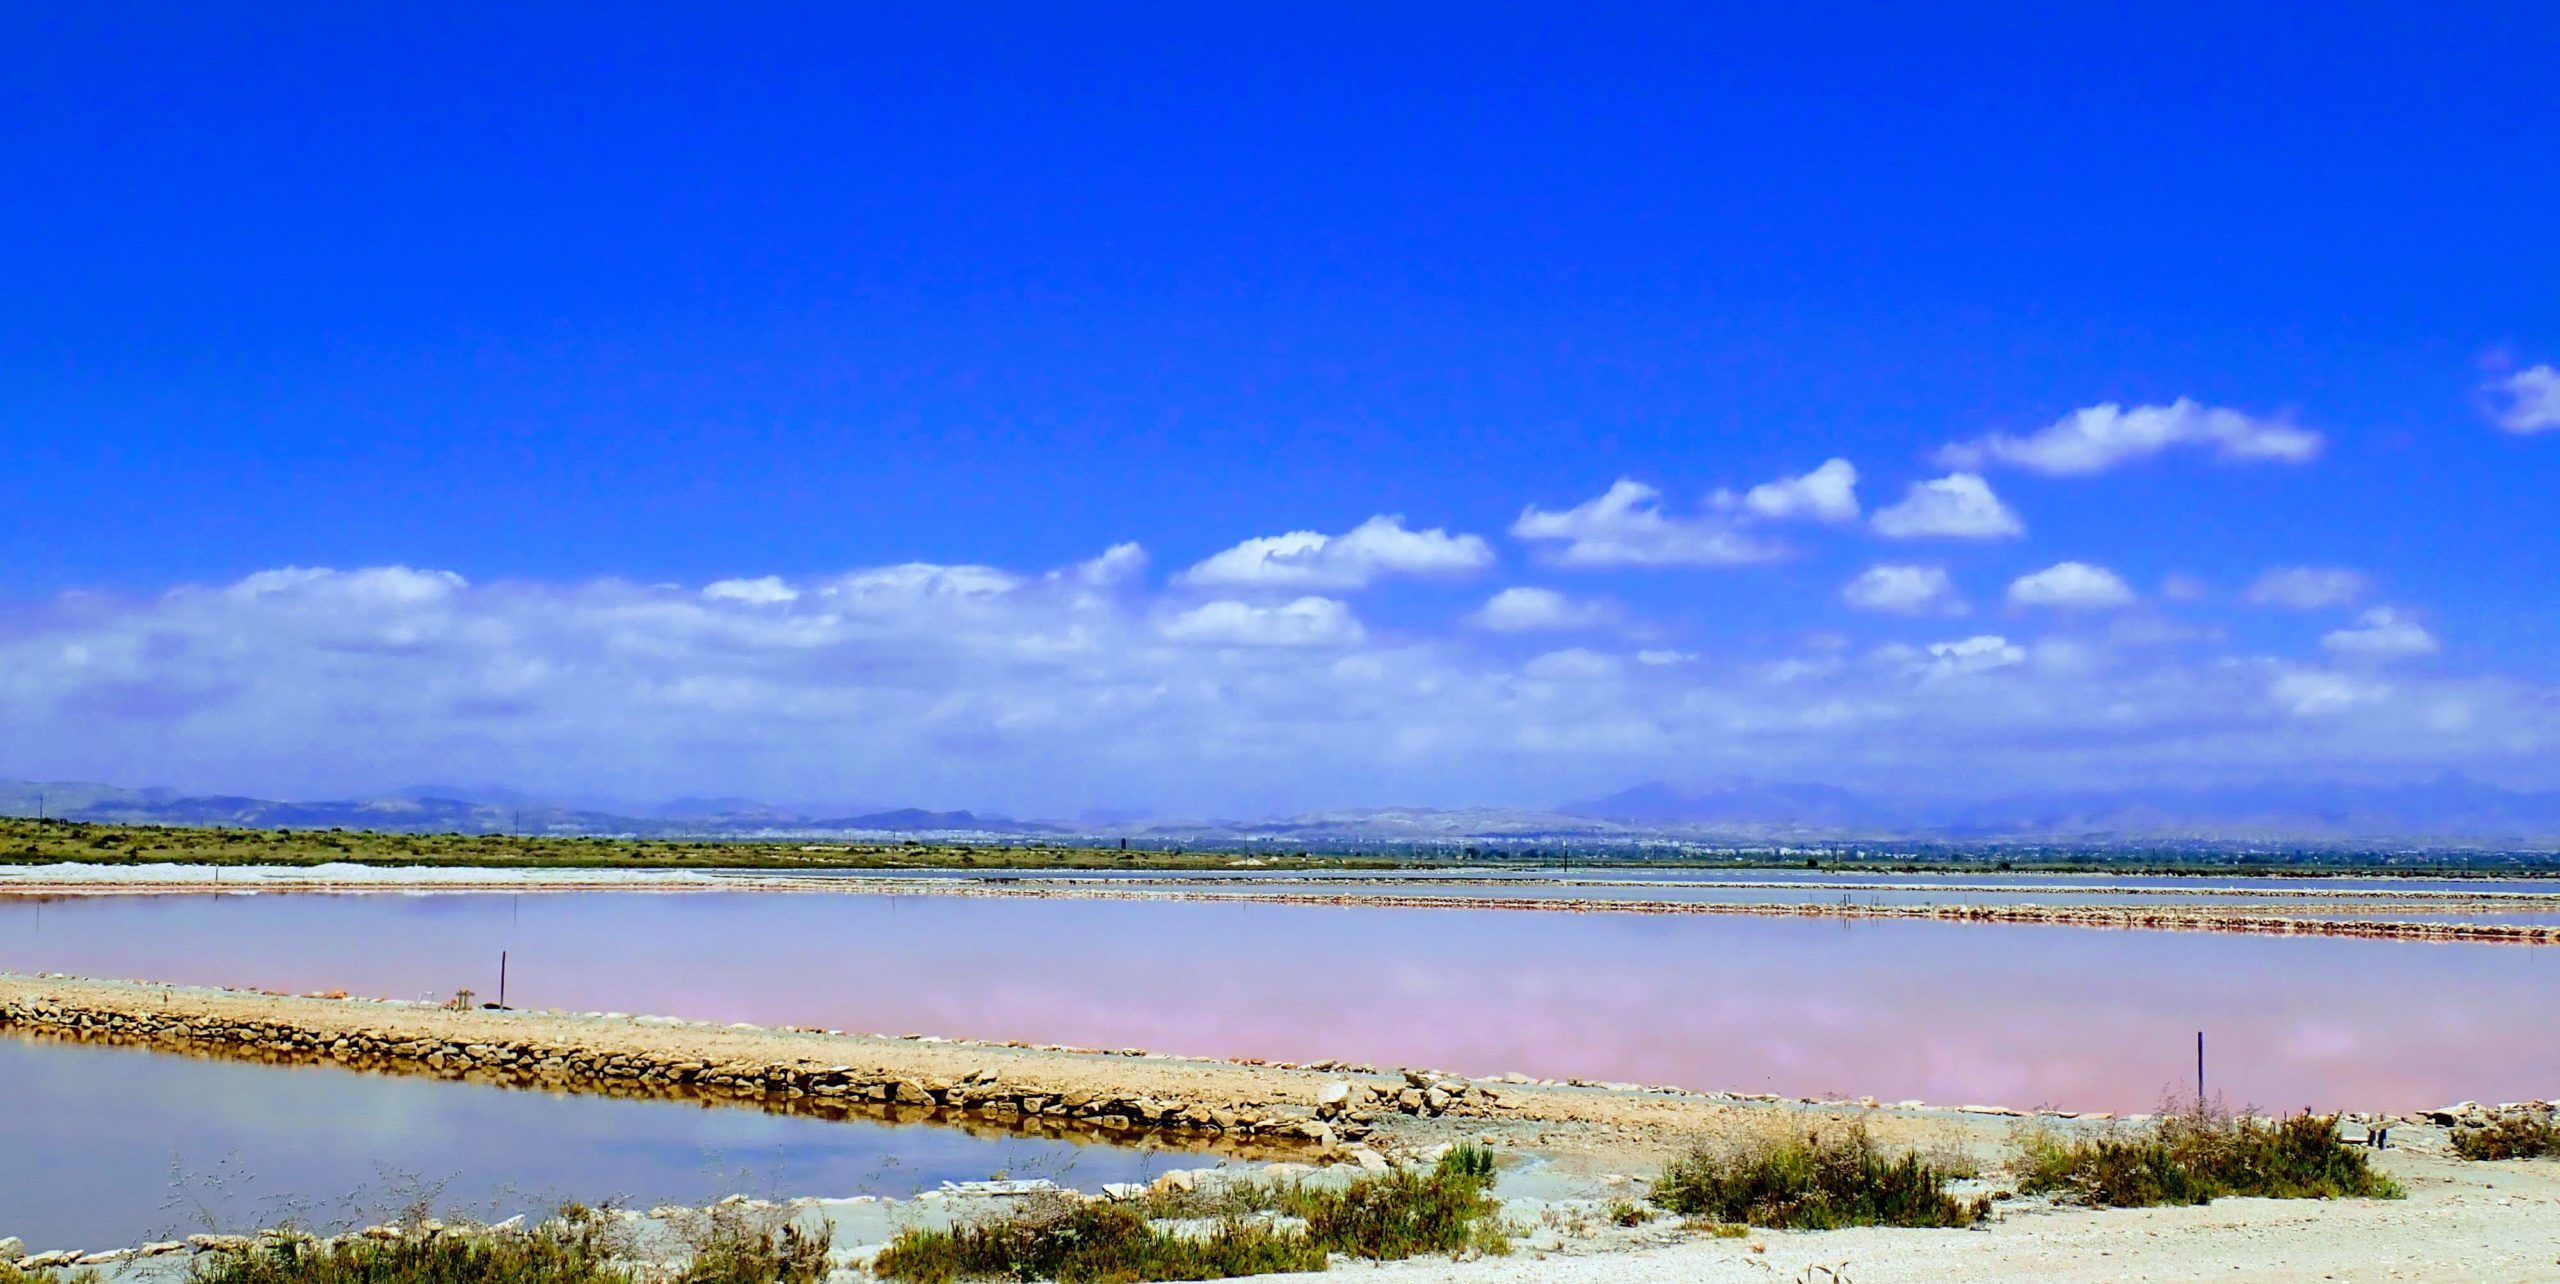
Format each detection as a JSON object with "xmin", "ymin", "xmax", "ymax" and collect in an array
[
  {"xmin": 6, "ymin": 773, "xmax": 2560, "ymax": 848},
  {"xmin": 0, "ymin": 780, "xmax": 1060, "ymax": 838}
]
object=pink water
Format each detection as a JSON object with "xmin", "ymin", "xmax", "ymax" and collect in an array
[{"xmin": 5, "ymin": 891, "xmax": 2553, "ymax": 1113}]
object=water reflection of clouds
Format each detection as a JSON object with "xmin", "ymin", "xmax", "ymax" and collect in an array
[{"xmin": 0, "ymin": 1036, "xmax": 1199, "ymax": 1254}]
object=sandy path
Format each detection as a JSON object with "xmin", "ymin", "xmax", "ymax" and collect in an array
[{"xmin": 1281, "ymin": 1153, "xmax": 2560, "ymax": 1282}]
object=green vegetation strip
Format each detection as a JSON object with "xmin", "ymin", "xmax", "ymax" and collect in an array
[
  {"xmin": 873, "ymin": 1145, "xmax": 1506, "ymax": 1283},
  {"xmin": 1647, "ymin": 1122, "xmax": 1986, "ymax": 1230},
  {"xmin": 2449, "ymin": 1113, "xmax": 2560, "ymax": 1161},
  {"xmin": 9, "ymin": 817, "xmax": 2554, "ymax": 878},
  {"xmin": 2014, "ymin": 1107, "xmax": 2404, "ymax": 1207}
]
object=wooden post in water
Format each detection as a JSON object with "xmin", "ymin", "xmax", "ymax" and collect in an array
[
  {"xmin": 2197, "ymin": 1030, "xmax": 2206, "ymax": 1104},
  {"xmin": 498, "ymin": 950, "xmax": 509, "ymax": 1009}
]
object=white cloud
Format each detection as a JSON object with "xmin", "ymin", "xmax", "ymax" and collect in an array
[
  {"xmin": 2487, "ymin": 365, "xmax": 2560, "ymax": 434},
  {"xmin": 2271, "ymin": 670, "xmax": 2390, "ymax": 717},
  {"xmin": 2008, "ymin": 562, "xmax": 2138, "ymax": 611},
  {"xmin": 1715, "ymin": 458, "xmax": 1860, "ymax": 524},
  {"xmin": 1870, "ymin": 473, "xmax": 2024, "ymax": 540},
  {"xmin": 1056, "ymin": 542, "xmax": 1149, "ymax": 588},
  {"xmin": 1923, "ymin": 634, "xmax": 2026, "ymax": 676},
  {"xmin": 5, "ymin": 557, "xmax": 2555, "ymax": 816},
  {"xmin": 1160, "ymin": 597, "xmax": 1366, "ymax": 648},
  {"xmin": 1178, "ymin": 516, "xmax": 1492, "ymax": 590},
  {"xmin": 2321, "ymin": 607, "xmax": 2440, "ymax": 661},
  {"xmin": 1521, "ymin": 647, "xmax": 1621, "ymax": 681},
  {"xmin": 703, "ymin": 576, "xmax": 800, "ymax": 605},
  {"xmin": 1840, "ymin": 564, "xmax": 1964, "ymax": 616},
  {"xmin": 1512, "ymin": 479, "xmax": 1784, "ymax": 567},
  {"xmin": 1937, "ymin": 399, "xmax": 2321, "ymax": 474},
  {"xmin": 1467, "ymin": 587, "xmax": 1620, "ymax": 632},
  {"xmin": 2245, "ymin": 566, "xmax": 2370, "ymax": 611}
]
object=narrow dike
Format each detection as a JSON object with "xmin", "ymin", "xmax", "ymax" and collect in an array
[{"xmin": 0, "ymin": 974, "xmax": 1389, "ymax": 1157}]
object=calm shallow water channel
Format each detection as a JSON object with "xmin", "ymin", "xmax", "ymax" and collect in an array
[
  {"xmin": 0, "ymin": 1033, "xmax": 1205, "ymax": 1254},
  {"xmin": 4, "ymin": 890, "xmax": 2554, "ymax": 1115}
]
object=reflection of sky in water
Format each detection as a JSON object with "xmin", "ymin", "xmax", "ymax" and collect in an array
[
  {"xmin": 4, "ymin": 892, "xmax": 2555, "ymax": 1122},
  {"xmin": 0, "ymin": 1035, "xmax": 1203, "ymax": 1253}
]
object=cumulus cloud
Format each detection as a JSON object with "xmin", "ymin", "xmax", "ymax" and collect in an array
[
  {"xmin": 1467, "ymin": 587, "xmax": 1620, "ymax": 632},
  {"xmin": 1160, "ymin": 597, "xmax": 1366, "ymax": 647},
  {"xmin": 2271, "ymin": 669, "xmax": 2390, "ymax": 717},
  {"xmin": 2008, "ymin": 562, "xmax": 2138, "ymax": 610},
  {"xmin": 1870, "ymin": 473, "xmax": 2024, "ymax": 540},
  {"xmin": 1714, "ymin": 458, "xmax": 1860, "ymax": 524},
  {"xmin": 1923, "ymin": 634, "xmax": 2026, "ymax": 676},
  {"xmin": 2321, "ymin": 607, "xmax": 2440, "ymax": 661},
  {"xmin": 2487, "ymin": 365, "xmax": 2560, "ymax": 434},
  {"xmin": 4, "ymin": 559, "xmax": 2555, "ymax": 815},
  {"xmin": 704, "ymin": 576, "xmax": 801, "ymax": 605},
  {"xmin": 1937, "ymin": 399, "xmax": 2322, "ymax": 474},
  {"xmin": 1178, "ymin": 516, "xmax": 1491, "ymax": 590},
  {"xmin": 1513, "ymin": 480, "xmax": 1784, "ymax": 567},
  {"xmin": 2245, "ymin": 566, "xmax": 2370, "ymax": 610},
  {"xmin": 1840, "ymin": 564, "xmax": 1964, "ymax": 615},
  {"xmin": 1057, "ymin": 542, "xmax": 1149, "ymax": 588}
]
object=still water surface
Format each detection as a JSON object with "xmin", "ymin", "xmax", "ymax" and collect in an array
[
  {"xmin": 5, "ymin": 891, "xmax": 2552, "ymax": 1115},
  {"xmin": 0, "ymin": 1034, "xmax": 1203, "ymax": 1253}
]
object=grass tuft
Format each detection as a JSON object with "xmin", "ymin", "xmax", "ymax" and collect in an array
[
  {"xmin": 185, "ymin": 1204, "xmax": 828, "ymax": 1284},
  {"xmin": 2014, "ymin": 1105, "xmax": 2403, "ymax": 1207},
  {"xmin": 1647, "ymin": 1121, "xmax": 1986, "ymax": 1230},
  {"xmin": 872, "ymin": 1150, "xmax": 1505, "ymax": 1283},
  {"xmin": 2449, "ymin": 1113, "xmax": 2560, "ymax": 1162}
]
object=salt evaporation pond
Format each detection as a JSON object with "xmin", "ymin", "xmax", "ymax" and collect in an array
[
  {"xmin": 0, "ymin": 1033, "xmax": 1209, "ymax": 1254},
  {"xmin": 5, "ymin": 889, "xmax": 2555, "ymax": 1115}
]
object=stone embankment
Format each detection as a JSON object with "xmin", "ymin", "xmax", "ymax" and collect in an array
[{"xmin": 5, "ymin": 973, "xmax": 1744, "ymax": 1169}]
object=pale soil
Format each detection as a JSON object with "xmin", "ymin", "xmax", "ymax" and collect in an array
[{"xmin": 1288, "ymin": 1149, "xmax": 2560, "ymax": 1282}]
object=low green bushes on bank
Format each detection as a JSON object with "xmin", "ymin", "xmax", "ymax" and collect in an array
[
  {"xmin": 2449, "ymin": 1113, "xmax": 2560, "ymax": 1161},
  {"xmin": 0, "ymin": 1264, "xmax": 98, "ymax": 1284},
  {"xmin": 1646, "ymin": 1122, "xmax": 1986, "ymax": 1230},
  {"xmin": 2014, "ymin": 1106, "xmax": 2403, "ymax": 1207},
  {"xmin": 872, "ymin": 1146, "xmax": 1507, "ymax": 1283},
  {"xmin": 186, "ymin": 1205, "xmax": 829, "ymax": 1284}
]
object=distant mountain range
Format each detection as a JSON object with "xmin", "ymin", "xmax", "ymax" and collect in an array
[
  {"xmin": 1556, "ymin": 776, "xmax": 2560, "ymax": 846},
  {"xmin": 6, "ymin": 773, "xmax": 2560, "ymax": 849},
  {"xmin": 0, "ymin": 779, "xmax": 1062, "ymax": 839}
]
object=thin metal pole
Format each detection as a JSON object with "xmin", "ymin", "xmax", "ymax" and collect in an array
[
  {"xmin": 499, "ymin": 950, "xmax": 509, "ymax": 1009},
  {"xmin": 2197, "ymin": 1030, "xmax": 2206, "ymax": 1103}
]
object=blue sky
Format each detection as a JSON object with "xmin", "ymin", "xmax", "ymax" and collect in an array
[{"xmin": 3, "ymin": 7, "xmax": 2557, "ymax": 813}]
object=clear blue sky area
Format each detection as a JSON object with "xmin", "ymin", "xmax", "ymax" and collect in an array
[{"xmin": 2, "ymin": 7, "xmax": 2555, "ymax": 811}]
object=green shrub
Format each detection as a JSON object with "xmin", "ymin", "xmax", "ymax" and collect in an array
[
  {"xmin": 2449, "ymin": 1114, "xmax": 2560, "ymax": 1162},
  {"xmin": 870, "ymin": 1200, "xmax": 1325, "ymax": 1283},
  {"xmin": 1648, "ymin": 1122, "xmax": 1984, "ymax": 1230},
  {"xmin": 873, "ymin": 1152, "xmax": 1506, "ymax": 1283},
  {"xmin": 0, "ymin": 1264, "xmax": 101, "ymax": 1284},
  {"xmin": 2014, "ymin": 1106, "xmax": 2404, "ymax": 1207},
  {"xmin": 187, "ymin": 1205, "xmax": 829, "ymax": 1284}
]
